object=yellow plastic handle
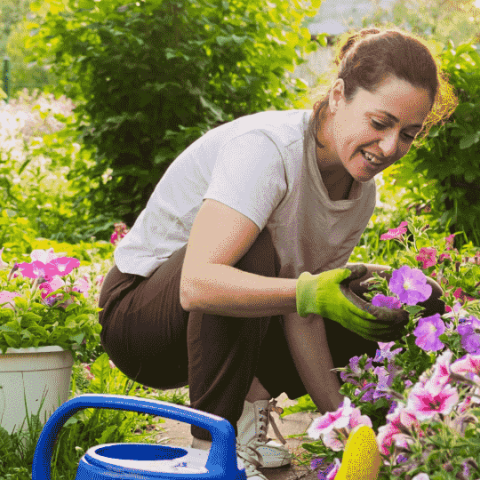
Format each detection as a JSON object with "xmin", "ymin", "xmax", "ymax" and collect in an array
[{"xmin": 335, "ymin": 425, "xmax": 381, "ymax": 480}]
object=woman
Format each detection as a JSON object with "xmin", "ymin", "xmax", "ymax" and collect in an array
[{"xmin": 99, "ymin": 27, "xmax": 456, "ymax": 479}]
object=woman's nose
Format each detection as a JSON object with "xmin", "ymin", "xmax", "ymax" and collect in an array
[{"xmin": 378, "ymin": 131, "xmax": 399, "ymax": 157}]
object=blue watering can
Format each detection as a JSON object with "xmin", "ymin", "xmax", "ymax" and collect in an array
[{"xmin": 32, "ymin": 394, "xmax": 247, "ymax": 480}]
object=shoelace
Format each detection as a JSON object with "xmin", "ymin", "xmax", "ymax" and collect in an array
[
  {"xmin": 258, "ymin": 399, "xmax": 287, "ymax": 445},
  {"xmin": 236, "ymin": 444, "xmax": 267, "ymax": 479}
]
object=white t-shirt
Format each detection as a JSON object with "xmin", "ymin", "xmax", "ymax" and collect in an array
[{"xmin": 114, "ymin": 110, "xmax": 376, "ymax": 279}]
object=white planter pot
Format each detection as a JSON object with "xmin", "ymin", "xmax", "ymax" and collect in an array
[{"xmin": 0, "ymin": 345, "xmax": 74, "ymax": 434}]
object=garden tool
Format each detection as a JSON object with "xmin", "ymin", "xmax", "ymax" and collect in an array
[
  {"xmin": 32, "ymin": 394, "xmax": 247, "ymax": 480},
  {"xmin": 335, "ymin": 425, "xmax": 382, "ymax": 480}
]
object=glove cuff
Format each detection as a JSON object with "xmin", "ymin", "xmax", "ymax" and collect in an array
[{"xmin": 296, "ymin": 271, "xmax": 315, "ymax": 317}]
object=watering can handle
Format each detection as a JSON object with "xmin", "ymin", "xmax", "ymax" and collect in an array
[{"xmin": 32, "ymin": 393, "xmax": 240, "ymax": 480}]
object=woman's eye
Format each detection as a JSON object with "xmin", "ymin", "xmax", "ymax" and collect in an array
[
  {"xmin": 371, "ymin": 120, "xmax": 386, "ymax": 130},
  {"xmin": 402, "ymin": 132, "xmax": 416, "ymax": 141}
]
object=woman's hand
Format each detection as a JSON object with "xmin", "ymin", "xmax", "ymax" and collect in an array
[{"xmin": 296, "ymin": 264, "xmax": 409, "ymax": 342}]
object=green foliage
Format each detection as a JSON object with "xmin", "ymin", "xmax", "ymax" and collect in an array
[
  {"xmin": 393, "ymin": 41, "xmax": 480, "ymax": 249},
  {"xmin": 5, "ymin": 22, "xmax": 61, "ymax": 97},
  {"xmin": 281, "ymin": 393, "xmax": 317, "ymax": 417},
  {"xmin": 25, "ymin": 0, "xmax": 321, "ymax": 226},
  {"xmin": 360, "ymin": 0, "xmax": 480, "ymax": 47},
  {"xmin": 0, "ymin": 89, "xmax": 119, "ymax": 243}
]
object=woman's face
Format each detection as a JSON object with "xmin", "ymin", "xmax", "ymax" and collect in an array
[{"xmin": 322, "ymin": 75, "xmax": 432, "ymax": 183}]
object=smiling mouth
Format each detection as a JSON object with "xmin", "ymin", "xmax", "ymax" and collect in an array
[{"xmin": 361, "ymin": 149, "xmax": 384, "ymax": 167}]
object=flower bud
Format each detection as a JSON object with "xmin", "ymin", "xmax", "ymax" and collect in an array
[{"xmin": 443, "ymin": 462, "xmax": 454, "ymax": 472}]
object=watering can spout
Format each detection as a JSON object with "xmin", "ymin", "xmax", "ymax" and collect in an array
[{"xmin": 334, "ymin": 425, "xmax": 381, "ymax": 480}]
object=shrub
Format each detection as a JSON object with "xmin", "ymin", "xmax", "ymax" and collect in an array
[{"xmin": 25, "ymin": 0, "xmax": 323, "ymax": 227}]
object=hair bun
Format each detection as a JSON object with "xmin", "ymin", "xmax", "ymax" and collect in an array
[{"xmin": 336, "ymin": 28, "xmax": 381, "ymax": 65}]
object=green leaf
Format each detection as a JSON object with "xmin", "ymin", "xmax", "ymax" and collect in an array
[
  {"xmin": 460, "ymin": 133, "xmax": 480, "ymax": 149},
  {"xmin": 3, "ymin": 334, "xmax": 20, "ymax": 348},
  {"xmin": 215, "ymin": 36, "xmax": 230, "ymax": 46},
  {"xmin": 20, "ymin": 313, "xmax": 42, "ymax": 329},
  {"xmin": 465, "ymin": 170, "xmax": 477, "ymax": 183},
  {"xmin": 404, "ymin": 305, "xmax": 425, "ymax": 316}
]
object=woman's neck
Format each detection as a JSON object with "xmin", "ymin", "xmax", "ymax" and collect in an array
[{"xmin": 321, "ymin": 167, "xmax": 354, "ymax": 201}]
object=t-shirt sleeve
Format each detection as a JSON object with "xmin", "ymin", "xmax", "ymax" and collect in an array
[{"xmin": 204, "ymin": 131, "xmax": 287, "ymax": 230}]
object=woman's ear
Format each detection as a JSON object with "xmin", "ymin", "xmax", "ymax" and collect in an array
[{"xmin": 329, "ymin": 78, "xmax": 346, "ymax": 114}]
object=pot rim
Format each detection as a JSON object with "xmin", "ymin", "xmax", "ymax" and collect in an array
[{"xmin": 0, "ymin": 345, "xmax": 66, "ymax": 354}]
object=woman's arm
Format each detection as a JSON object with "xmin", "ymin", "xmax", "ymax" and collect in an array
[{"xmin": 179, "ymin": 199, "xmax": 297, "ymax": 317}]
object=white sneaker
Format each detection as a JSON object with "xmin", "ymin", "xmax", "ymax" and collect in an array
[
  {"xmin": 236, "ymin": 399, "xmax": 292, "ymax": 468},
  {"xmin": 236, "ymin": 444, "xmax": 269, "ymax": 480}
]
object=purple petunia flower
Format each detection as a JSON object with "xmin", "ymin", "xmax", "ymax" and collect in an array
[
  {"xmin": 457, "ymin": 316, "xmax": 480, "ymax": 354},
  {"xmin": 372, "ymin": 294, "xmax": 402, "ymax": 309},
  {"xmin": 374, "ymin": 341, "xmax": 403, "ymax": 363},
  {"xmin": 413, "ymin": 314, "xmax": 446, "ymax": 351},
  {"xmin": 389, "ymin": 265, "xmax": 432, "ymax": 305}
]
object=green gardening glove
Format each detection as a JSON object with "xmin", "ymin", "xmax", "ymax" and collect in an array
[{"xmin": 296, "ymin": 264, "xmax": 409, "ymax": 342}]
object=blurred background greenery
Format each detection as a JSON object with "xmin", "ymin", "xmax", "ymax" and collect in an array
[{"xmin": 0, "ymin": 0, "xmax": 479, "ymax": 250}]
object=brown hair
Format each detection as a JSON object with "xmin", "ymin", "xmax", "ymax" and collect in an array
[{"xmin": 309, "ymin": 27, "xmax": 458, "ymax": 146}]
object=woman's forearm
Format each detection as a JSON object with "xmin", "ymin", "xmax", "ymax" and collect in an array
[{"xmin": 180, "ymin": 263, "xmax": 298, "ymax": 317}]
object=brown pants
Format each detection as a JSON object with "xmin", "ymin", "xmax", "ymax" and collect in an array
[{"xmin": 98, "ymin": 229, "xmax": 380, "ymax": 440}]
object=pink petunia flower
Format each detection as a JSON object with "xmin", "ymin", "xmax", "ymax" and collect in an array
[
  {"xmin": 73, "ymin": 276, "xmax": 90, "ymax": 298},
  {"xmin": 48, "ymin": 256, "xmax": 80, "ymax": 276},
  {"xmin": 412, "ymin": 474, "xmax": 430, "ymax": 480},
  {"xmin": 445, "ymin": 234, "xmax": 455, "ymax": 250},
  {"xmin": 307, "ymin": 397, "xmax": 353, "ymax": 439},
  {"xmin": 16, "ymin": 260, "xmax": 59, "ymax": 281},
  {"xmin": 82, "ymin": 363, "xmax": 95, "ymax": 381},
  {"xmin": 389, "ymin": 266, "xmax": 432, "ymax": 305},
  {"xmin": 413, "ymin": 314, "xmax": 446, "ymax": 352},
  {"xmin": 326, "ymin": 459, "xmax": 341, "ymax": 480},
  {"xmin": 0, "ymin": 290, "xmax": 21, "ymax": 309},
  {"xmin": 416, "ymin": 247, "xmax": 437, "ymax": 269},
  {"xmin": 377, "ymin": 403, "xmax": 421, "ymax": 455},
  {"xmin": 380, "ymin": 221, "xmax": 408, "ymax": 241},
  {"xmin": 424, "ymin": 350, "xmax": 453, "ymax": 395},
  {"xmin": 313, "ymin": 402, "xmax": 373, "ymax": 452},
  {"xmin": 450, "ymin": 353, "xmax": 480, "ymax": 384},
  {"xmin": 39, "ymin": 277, "xmax": 66, "ymax": 306},
  {"xmin": 111, "ymin": 222, "xmax": 129, "ymax": 246},
  {"xmin": 452, "ymin": 287, "xmax": 475, "ymax": 305},
  {"xmin": 30, "ymin": 248, "xmax": 57, "ymax": 264},
  {"xmin": 438, "ymin": 253, "xmax": 452, "ymax": 263},
  {"xmin": 406, "ymin": 381, "xmax": 459, "ymax": 421}
]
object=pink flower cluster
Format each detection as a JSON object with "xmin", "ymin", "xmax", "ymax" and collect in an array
[
  {"xmin": 82, "ymin": 359, "xmax": 115, "ymax": 381},
  {"xmin": 110, "ymin": 222, "xmax": 129, "ymax": 246},
  {"xmin": 309, "ymin": 350, "xmax": 480, "ymax": 477},
  {"xmin": 0, "ymin": 248, "xmax": 88, "ymax": 309}
]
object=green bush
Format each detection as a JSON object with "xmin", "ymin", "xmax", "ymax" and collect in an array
[
  {"xmin": 383, "ymin": 41, "xmax": 480, "ymax": 249},
  {"xmin": 25, "ymin": 0, "xmax": 323, "ymax": 227}
]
